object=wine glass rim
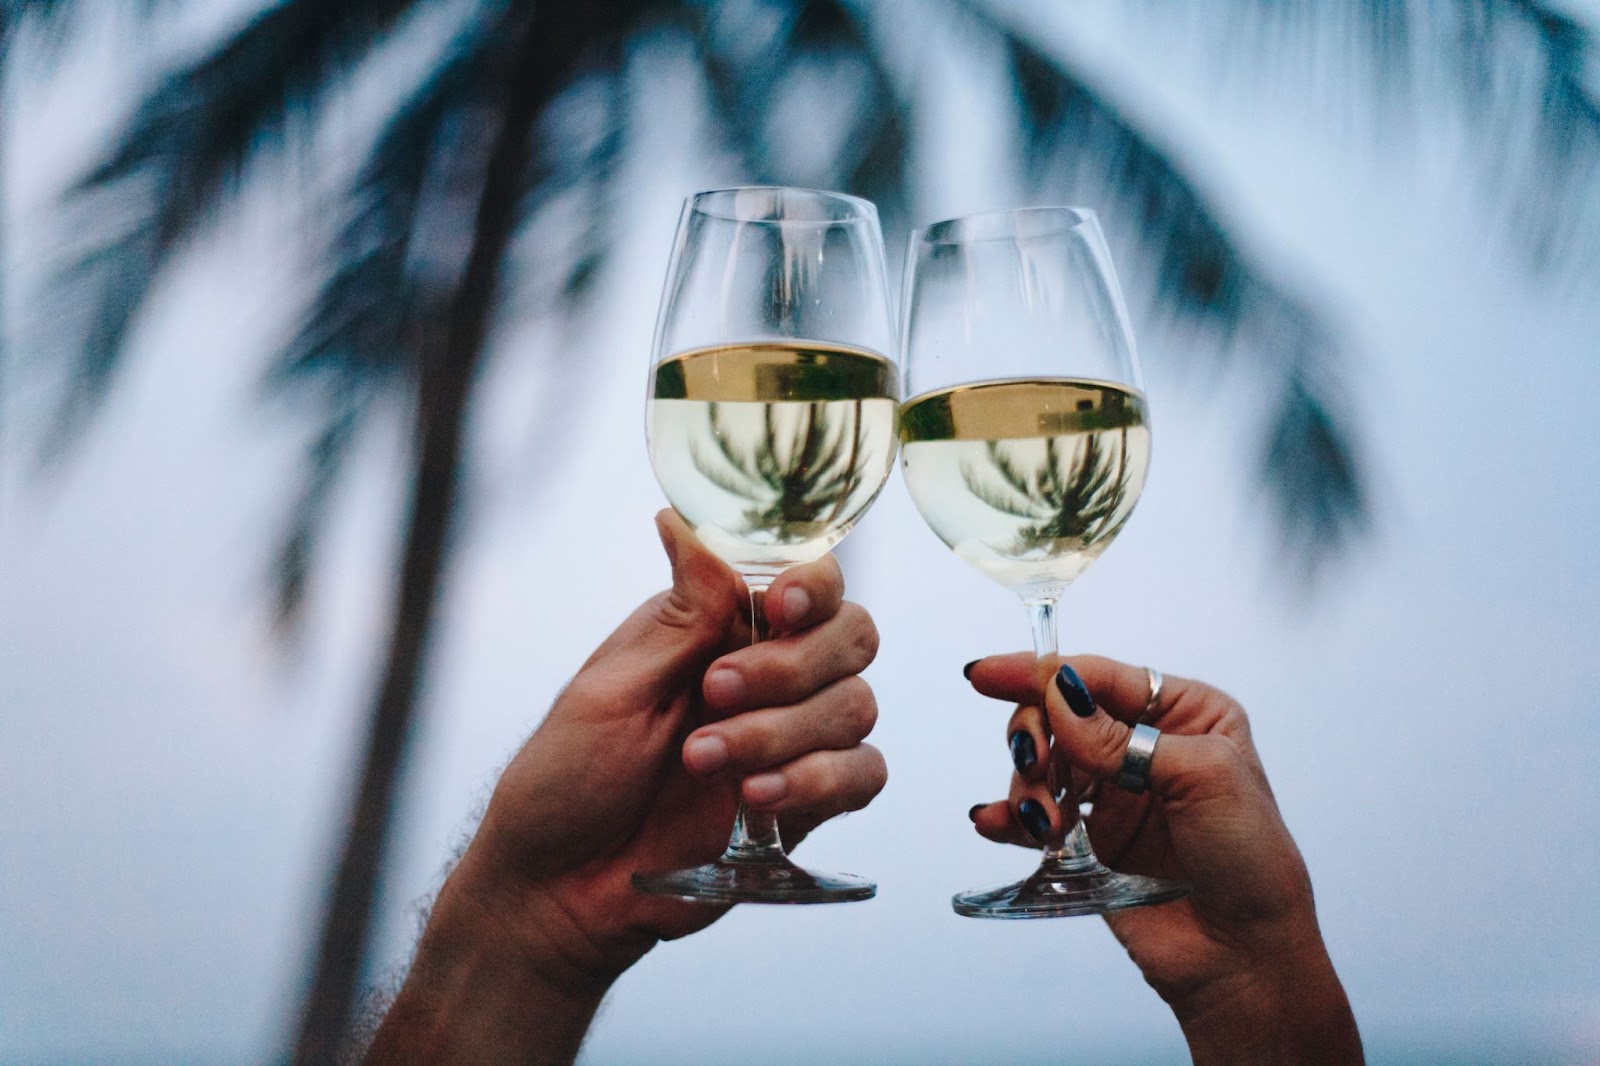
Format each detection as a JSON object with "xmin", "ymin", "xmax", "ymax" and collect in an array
[
  {"xmin": 686, "ymin": 185, "xmax": 880, "ymax": 225},
  {"xmin": 915, "ymin": 205, "xmax": 1099, "ymax": 245}
]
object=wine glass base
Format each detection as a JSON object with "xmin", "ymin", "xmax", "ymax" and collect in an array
[
  {"xmin": 953, "ymin": 862, "xmax": 1189, "ymax": 919},
  {"xmin": 633, "ymin": 856, "xmax": 876, "ymax": 905}
]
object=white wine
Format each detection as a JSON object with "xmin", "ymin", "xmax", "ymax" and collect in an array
[
  {"xmin": 649, "ymin": 342, "xmax": 899, "ymax": 576},
  {"xmin": 899, "ymin": 378, "xmax": 1149, "ymax": 597}
]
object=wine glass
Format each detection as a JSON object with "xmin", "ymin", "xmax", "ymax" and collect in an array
[
  {"xmin": 898, "ymin": 206, "xmax": 1190, "ymax": 918},
  {"xmin": 634, "ymin": 186, "xmax": 899, "ymax": 904}
]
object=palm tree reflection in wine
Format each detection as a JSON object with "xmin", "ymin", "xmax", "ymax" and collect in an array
[
  {"xmin": 962, "ymin": 430, "xmax": 1135, "ymax": 557},
  {"xmin": 693, "ymin": 400, "xmax": 869, "ymax": 543}
]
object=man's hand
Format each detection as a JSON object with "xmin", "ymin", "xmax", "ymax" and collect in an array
[
  {"xmin": 366, "ymin": 511, "xmax": 885, "ymax": 1063},
  {"xmin": 965, "ymin": 653, "xmax": 1361, "ymax": 1066}
]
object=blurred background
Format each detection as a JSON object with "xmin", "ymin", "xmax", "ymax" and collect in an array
[{"xmin": 2, "ymin": 0, "xmax": 1598, "ymax": 1062}]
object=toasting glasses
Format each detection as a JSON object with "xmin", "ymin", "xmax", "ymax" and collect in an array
[
  {"xmin": 634, "ymin": 187, "xmax": 899, "ymax": 904},
  {"xmin": 898, "ymin": 207, "xmax": 1190, "ymax": 917}
]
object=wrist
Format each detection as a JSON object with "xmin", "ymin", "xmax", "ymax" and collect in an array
[
  {"xmin": 365, "ymin": 845, "xmax": 632, "ymax": 1064},
  {"xmin": 1169, "ymin": 931, "xmax": 1361, "ymax": 1065}
]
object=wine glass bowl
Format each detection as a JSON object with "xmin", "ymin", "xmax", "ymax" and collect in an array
[
  {"xmin": 635, "ymin": 187, "xmax": 897, "ymax": 904},
  {"xmin": 898, "ymin": 377, "xmax": 1149, "ymax": 600},
  {"xmin": 898, "ymin": 206, "xmax": 1189, "ymax": 918},
  {"xmin": 649, "ymin": 339, "xmax": 900, "ymax": 581}
]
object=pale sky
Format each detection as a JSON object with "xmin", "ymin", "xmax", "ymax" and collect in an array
[{"xmin": 2, "ymin": 2, "xmax": 1598, "ymax": 1062}]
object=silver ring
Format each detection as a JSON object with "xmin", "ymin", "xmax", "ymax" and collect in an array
[
  {"xmin": 1142, "ymin": 666, "xmax": 1164, "ymax": 721},
  {"xmin": 1118, "ymin": 723, "xmax": 1160, "ymax": 794}
]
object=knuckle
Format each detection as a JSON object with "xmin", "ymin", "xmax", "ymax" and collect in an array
[
  {"xmin": 1223, "ymin": 698, "xmax": 1255, "ymax": 741},
  {"xmin": 840, "ymin": 602, "xmax": 880, "ymax": 664},
  {"xmin": 749, "ymin": 642, "xmax": 801, "ymax": 691},
  {"xmin": 1187, "ymin": 734, "xmax": 1245, "ymax": 781},
  {"xmin": 793, "ymin": 552, "xmax": 843, "ymax": 594},
  {"xmin": 843, "ymin": 750, "xmax": 887, "ymax": 811},
  {"xmin": 836, "ymin": 676, "xmax": 878, "ymax": 737},
  {"xmin": 660, "ymin": 585, "xmax": 734, "ymax": 641},
  {"xmin": 1197, "ymin": 682, "xmax": 1251, "ymax": 734},
  {"xmin": 655, "ymin": 588, "xmax": 695, "ymax": 631},
  {"xmin": 801, "ymin": 757, "xmax": 844, "ymax": 804},
  {"xmin": 727, "ymin": 717, "xmax": 777, "ymax": 764},
  {"xmin": 1017, "ymin": 704, "xmax": 1044, "ymax": 732},
  {"xmin": 864, "ymin": 746, "xmax": 888, "ymax": 795}
]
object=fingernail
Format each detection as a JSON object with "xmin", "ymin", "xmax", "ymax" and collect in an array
[
  {"xmin": 743, "ymin": 772, "xmax": 787, "ymax": 805},
  {"xmin": 1055, "ymin": 663, "xmax": 1096, "ymax": 718},
  {"xmin": 782, "ymin": 586, "xmax": 810, "ymax": 626},
  {"xmin": 703, "ymin": 667, "xmax": 745, "ymax": 709},
  {"xmin": 962, "ymin": 659, "xmax": 979, "ymax": 679},
  {"xmin": 1017, "ymin": 798, "xmax": 1051, "ymax": 841},
  {"xmin": 967, "ymin": 803, "xmax": 984, "ymax": 823},
  {"xmin": 1009, "ymin": 731, "xmax": 1036, "ymax": 773},
  {"xmin": 683, "ymin": 734, "xmax": 729, "ymax": 775}
]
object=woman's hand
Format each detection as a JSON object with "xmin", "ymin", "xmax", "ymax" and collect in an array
[{"xmin": 965, "ymin": 653, "xmax": 1362, "ymax": 1065}]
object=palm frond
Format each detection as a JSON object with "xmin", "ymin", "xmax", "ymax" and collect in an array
[
  {"xmin": 36, "ymin": 0, "xmax": 432, "ymax": 460},
  {"xmin": 511, "ymin": 48, "xmax": 629, "ymax": 489},
  {"xmin": 2, "ymin": 0, "xmax": 174, "ymax": 63},
  {"xmin": 794, "ymin": 0, "xmax": 913, "ymax": 226},
  {"xmin": 1150, "ymin": 0, "xmax": 1600, "ymax": 267},
  {"xmin": 514, "ymin": 15, "xmax": 633, "ymax": 310},
  {"xmin": 4, "ymin": 0, "xmax": 173, "ymax": 24},
  {"xmin": 75, "ymin": 0, "xmax": 426, "ymax": 201},
  {"xmin": 999, "ymin": 30, "xmax": 1255, "ymax": 334},
  {"xmin": 272, "ymin": 399, "xmax": 360, "ymax": 635},
  {"xmin": 688, "ymin": 0, "xmax": 908, "ymax": 208},
  {"xmin": 1490, "ymin": 0, "xmax": 1600, "ymax": 264},
  {"xmin": 261, "ymin": 13, "xmax": 509, "ymax": 639},
  {"xmin": 691, "ymin": 0, "xmax": 800, "ymax": 177},
  {"xmin": 1255, "ymin": 334, "xmax": 1369, "ymax": 583},
  {"xmin": 958, "ymin": 12, "xmax": 1368, "ymax": 566}
]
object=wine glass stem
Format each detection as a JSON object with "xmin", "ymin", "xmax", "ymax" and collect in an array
[
  {"xmin": 1024, "ymin": 597, "xmax": 1058, "ymax": 659},
  {"xmin": 722, "ymin": 582, "xmax": 783, "ymax": 860},
  {"xmin": 1024, "ymin": 595, "xmax": 1096, "ymax": 867}
]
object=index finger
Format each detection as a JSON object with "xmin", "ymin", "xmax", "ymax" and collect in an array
[
  {"xmin": 764, "ymin": 553, "xmax": 845, "ymax": 635},
  {"xmin": 966, "ymin": 652, "xmax": 1175, "ymax": 724},
  {"xmin": 968, "ymin": 652, "xmax": 1268, "ymax": 801}
]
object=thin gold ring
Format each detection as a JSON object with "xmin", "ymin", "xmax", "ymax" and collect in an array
[{"xmin": 1142, "ymin": 666, "xmax": 1164, "ymax": 721}]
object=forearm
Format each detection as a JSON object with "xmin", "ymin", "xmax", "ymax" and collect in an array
[
  {"xmin": 1172, "ymin": 944, "xmax": 1361, "ymax": 1065},
  {"xmin": 365, "ymin": 855, "xmax": 619, "ymax": 1065}
]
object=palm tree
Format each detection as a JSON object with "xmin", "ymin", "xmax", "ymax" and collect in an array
[{"xmin": 5, "ymin": 0, "xmax": 1597, "ymax": 1058}]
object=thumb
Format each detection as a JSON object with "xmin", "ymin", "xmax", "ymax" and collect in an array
[
  {"xmin": 572, "ymin": 510, "xmax": 745, "ymax": 708},
  {"xmin": 654, "ymin": 509, "xmax": 744, "ymax": 625}
]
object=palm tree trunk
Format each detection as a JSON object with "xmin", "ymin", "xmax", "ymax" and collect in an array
[{"xmin": 287, "ymin": 5, "xmax": 607, "ymax": 1059}]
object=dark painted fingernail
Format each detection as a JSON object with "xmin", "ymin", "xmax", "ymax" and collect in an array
[
  {"xmin": 1056, "ymin": 663, "xmax": 1096, "ymax": 718},
  {"xmin": 967, "ymin": 803, "xmax": 984, "ymax": 823},
  {"xmin": 1017, "ymin": 798, "xmax": 1051, "ymax": 841},
  {"xmin": 962, "ymin": 659, "xmax": 980, "ymax": 679},
  {"xmin": 1008, "ymin": 730, "xmax": 1036, "ymax": 773}
]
